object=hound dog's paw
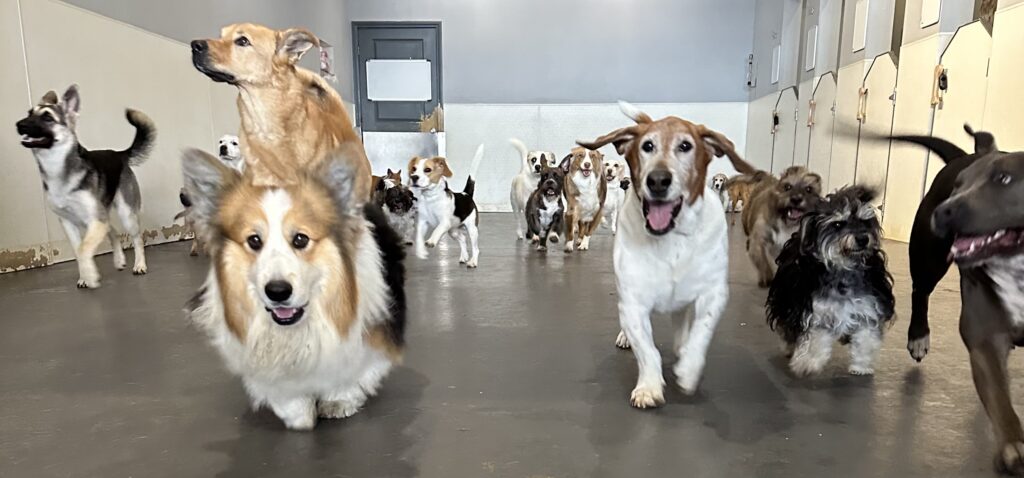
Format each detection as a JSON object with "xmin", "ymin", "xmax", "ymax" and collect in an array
[
  {"xmin": 629, "ymin": 385, "xmax": 665, "ymax": 409},
  {"xmin": 466, "ymin": 259, "xmax": 478, "ymax": 269},
  {"xmin": 132, "ymin": 264, "xmax": 148, "ymax": 275},
  {"xmin": 415, "ymin": 248, "xmax": 429, "ymax": 260},
  {"xmin": 907, "ymin": 334, "xmax": 930, "ymax": 362},
  {"xmin": 536, "ymin": 245, "xmax": 547, "ymax": 251},
  {"xmin": 530, "ymin": 234, "xmax": 540, "ymax": 244},
  {"xmin": 848, "ymin": 365, "xmax": 875, "ymax": 376},
  {"xmin": 674, "ymin": 360, "xmax": 705, "ymax": 395},
  {"xmin": 547, "ymin": 233, "xmax": 559, "ymax": 244},
  {"xmin": 114, "ymin": 257, "xmax": 127, "ymax": 271},
  {"xmin": 77, "ymin": 277, "xmax": 100, "ymax": 289},
  {"xmin": 998, "ymin": 442, "xmax": 1024, "ymax": 475},
  {"xmin": 317, "ymin": 399, "xmax": 362, "ymax": 420},
  {"xmin": 425, "ymin": 240, "xmax": 438, "ymax": 248},
  {"xmin": 615, "ymin": 331, "xmax": 631, "ymax": 349},
  {"xmin": 564, "ymin": 244, "xmax": 574, "ymax": 254},
  {"xmin": 459, "ymin": 254, "xmax": 469, "ymax": 264}
]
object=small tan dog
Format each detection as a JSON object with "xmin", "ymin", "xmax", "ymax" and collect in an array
[
  {"xmin": 191, "ymin": 23, "xmax": 371, "ymax": 197},
  {"xmin": 560, "ymin": 147, "xmax": 608, "ymax": 252},
  {"xmin": 742, "ymin": 166, "xmax": 822, "ymax": 287}
]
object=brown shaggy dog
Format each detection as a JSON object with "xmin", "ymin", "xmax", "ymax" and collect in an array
[
  {"xmin": 191, "ymin": 23, "xmax": 371, "ymax": 198},
  {"xmin": 742, "ymin": 166, "xmax": 822, "ymax": 287}
]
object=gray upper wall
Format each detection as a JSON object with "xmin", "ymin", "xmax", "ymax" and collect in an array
[
  {"xmin": 345, "ymin": 0, "xmax": 756, "ymax": 103},
  {"xmin": 62, "ymin": 0, "xmax": 355, "ymax": 102}
]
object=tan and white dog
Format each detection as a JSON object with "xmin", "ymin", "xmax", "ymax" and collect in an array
[
  {"xmin": 191, "ymin": 23, "xmax": 371, "ymax": 196},
  {"xmin": 408, "ymin": 145, "xmax": 485, "ymax": 268},
  {"xmin": 181, "ymin": 149, "xmax": 406, "ymax": 430},
  {"xmin": 578, "ymin": 102, "xmax": 756, "ymax": 408},
  {"xmin": 601, "ymin": 156, "xmax": 630, "ymax": 234},
  {"xmin": 560, "ymin": 147, "xmax": 607, "ymax": 252},
  {"xmin": 509, "ymin": 138, "xmax": 557, "ymax": 240}
]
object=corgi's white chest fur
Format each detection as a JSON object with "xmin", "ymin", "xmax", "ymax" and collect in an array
[{"xmin": 572, "ymin": 172, "xmax": 601, "ymax": 221}]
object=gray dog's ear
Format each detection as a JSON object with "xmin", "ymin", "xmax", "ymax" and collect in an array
[
  {"xmin": 41, "ymin": 90, "xmax": 59, "ymax": 105},
  {"xmin": 181, "ymin": 148, "xmax": 237, "ymax": 244},
  {"xmin": 61, "ymin": 85, "xmax": 81, "ymax": 129},
  {"xmin": 277, "ymin": 28, "xmax": 319, "ymax": 64}
]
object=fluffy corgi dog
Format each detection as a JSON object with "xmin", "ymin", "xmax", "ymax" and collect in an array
[
  {"xmin": 408, "ymin": 145, "xmax": 485, "ymax": 268},
  {"xmin": 561, "ymin": 147, "xmax": 607, "ymax": 252},
  {"xmin": 180, "ymin": 149, "xmax": 406, "ymax": 431}
]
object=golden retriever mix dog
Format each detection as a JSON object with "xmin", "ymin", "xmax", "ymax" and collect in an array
[
  {"xmin": 180, "ymin": 149, "xmax": 406, "ymax": 430},
  {"xmin": 560, "ymin": 147, "xmax": 608, "ymax": 252},
  {"xmin": 742, "ymin": 166, "xmax": 822, "ymax": 287},
  {"xmin": 191, "ymin": 23, "xmax": 371, "ymax": 197}
]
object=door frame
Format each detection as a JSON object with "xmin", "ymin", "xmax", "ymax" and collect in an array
[{"xmin": 351, "ymin": 21, "xmax": 444, "ymax": 131}]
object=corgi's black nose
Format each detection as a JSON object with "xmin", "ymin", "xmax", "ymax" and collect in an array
[
  {"xmin": 264, "ymin": 280, "xmax": 292, "ymax": 303},
  {"xmin": 191, "ymin": 40, "xmax": 207, "ymax": 53}
]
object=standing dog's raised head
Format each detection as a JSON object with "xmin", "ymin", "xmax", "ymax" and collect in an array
[
  {"xmin": 799, "ymin": 186, "xmax": 882, "ymax": 270},
  {"xmin": 577, "ymin": 102, "xmax": 756, "ymax": 235},
  {"xmin": 16, "ymin": 85, "xmax": 80, "ymax": 150},
  {"xmin": 710, "ymin": 173, "xmax": 728, "ymax": 193},
  {"xmin": 933, "ymin": 130, "xmax": 1024, "ymax": 266},
  {"xmin": 773, "ymin": 166, "xmax": 822, "ymax": 225},
  {"xmin": 537, "ymin": 163, "xmax": 566, "ymax": 200},
  {"xmin": 407, "ymin": 156, "xmax": 452, "ymax": 191},
  {"xmin": 191, "ymin": 23, "xmax": 319, "ymax": 86},
  {"xmin": 604, "ymin": 157, "xmax": 628, "ymax": 184},
  {"xmin": 218, "ymin": 134, "xmax": 241, "ymax": 160},
  {"xmin": 561, "ymin": 147, "xmax": 603, "ymax": 180}
]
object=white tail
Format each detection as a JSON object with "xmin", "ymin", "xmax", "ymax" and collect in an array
[
  {"xmin": 509, "ymin": 138, "xmax": 529, "ymax": 170},
  {"xmin": 618, "ymin": 100, "xmax": 645, "ymax": 122},
  {"xmin": 468, "ymin": 143, "xmax": 485, "ymax": 179}
]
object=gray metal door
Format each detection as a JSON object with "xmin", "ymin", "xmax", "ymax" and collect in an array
[{"xmin": 353, "ymin": 22, "xmax": 442, "ymax": 132}]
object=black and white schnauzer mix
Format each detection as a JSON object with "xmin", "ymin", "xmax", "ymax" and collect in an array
[
  {"xmin": 525, "ymin": 163, "xmax": 566, "ymax": 251},
  {"xmin": 766, "ymin": 186, "xmax": 895, "ymax": 376},
  {"xmin": 16, "ymin": 85, "xmax": 155, "ymax": 288},
  {"xmin": 383, "ymin": 185, "xmax": 417, "ymax": 245}
]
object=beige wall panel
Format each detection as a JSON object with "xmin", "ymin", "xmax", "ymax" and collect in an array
[
  {"xmin": 928, "ymin": 21, "xmax": 992, "ymax": 190},
  {"xmin": 855, "ymin": 54, "xmax": 897, "ymax": 212},
  {"xmin": 20, "ymin": 0, "xmax": 217, "ymax": 259},
  {"xmin": 807, "ymin": 73, "xmax": 838, "ymax": 189},
  {"xmin": 0, "ymin": 0, "xmax": 55, "ymax": 272},
  {"xmin": 793, "ymin": 79, "xmax": 814, "ymax": 167},
  {"xmin": 770, "ymin": 87, "xmax": 799, "ymax": 174},
  {"xmin": 882, "ymin": 37, "xmax": 939, "ymax": 242},
  {"xmin": 209, "ymin": 83, "xmax": 240, "ymax": 140},
  {"xmin": 982, "ymin": 3, "xmax": 1024, "ymax": 150},
  {"xmin": 829, "ymin": 61, "xmax": 869, "ymax": 191},
  {"xmin": 744, "ymin": 93, "xmax": 777, "ymax": 172}
]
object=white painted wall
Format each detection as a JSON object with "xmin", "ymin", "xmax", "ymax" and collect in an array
[{"xmin": 1, "ymin": 0, "xmax": 236, "ymax": 272}]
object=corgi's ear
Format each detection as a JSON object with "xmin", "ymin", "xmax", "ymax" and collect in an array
[{"xmin": 180, "ymin": 148, "xmax": 239, "ymax": 246}]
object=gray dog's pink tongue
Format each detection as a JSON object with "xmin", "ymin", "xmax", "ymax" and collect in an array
[
  {"xmin": 646, "ymin": 203, "xmax": 676, "ymax": 230},
  {"xmin": 273, "ymin": 307, "xmax": 298, "ymax": 319}
]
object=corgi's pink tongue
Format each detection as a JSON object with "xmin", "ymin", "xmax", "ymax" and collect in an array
[
  {"xmin": 646, "ymin": 202, "xmax": 676, "ymax": 230},
  {"xmin": 273, "ymin": 307, "xmax": 298, "ymax": 319}
]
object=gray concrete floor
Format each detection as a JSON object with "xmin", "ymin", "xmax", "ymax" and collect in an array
[{"xmin": 0, "ymin": 212, "xmax": 1015, "ymax": 477}]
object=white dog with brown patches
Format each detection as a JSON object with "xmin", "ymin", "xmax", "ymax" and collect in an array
[
  {"xmin": 578, "ymin": 102, "xmax": 756, "ymax": 408},
  {"xmin": 408, "ymin": 144, "xmax": 485, "ymax": 268}
]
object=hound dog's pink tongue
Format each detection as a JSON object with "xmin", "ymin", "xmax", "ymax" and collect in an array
[{"xmin": 646, "ymin": 202, "xmax": 676, "ymax": 231}]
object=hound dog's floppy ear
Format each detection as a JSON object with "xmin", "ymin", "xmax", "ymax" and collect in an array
[
  {"xmin": 276, "ymin": 28, "xmax": 319, "ymax": 64},
  {"xmin": 435, "ymin": 157, "xmax": 453, "ymax": 178},
  {"xmin": 697, "ymin": 124, "xmax": 757, "ymax": 174}
]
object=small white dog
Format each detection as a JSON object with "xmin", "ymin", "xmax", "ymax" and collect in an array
[
  {"xmin": 601, "ymin": 157, "xmax": 630, "ymax": 234},
  {"xmin": 509, "ymin": 138, "xmax": 556, "ymax": 240},
  {"xmin": 578, "ymin": 102, "xmax": 756, "ymax": 408},
  {"xmin": 710, "ymin": 173, "xmax": 729, "ymax": 211},
  {"xmin": 217, "ymin": 134, "xmax": 244, "ymax": 172}
]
